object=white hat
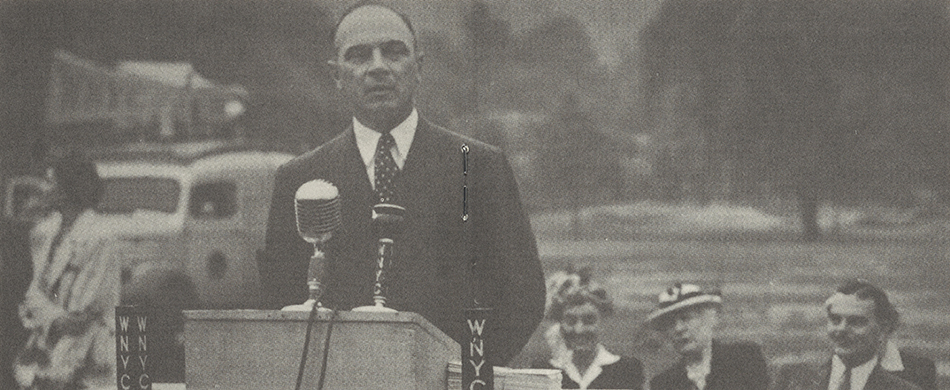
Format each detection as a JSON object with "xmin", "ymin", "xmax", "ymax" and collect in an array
[{"xmin": 646, "ymin": 283, "xmax": 722, "ymax": 327}]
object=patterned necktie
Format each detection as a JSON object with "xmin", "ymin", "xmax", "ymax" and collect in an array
[{"xmin": 374, "ymin": 132, "xmax": 399, "ymax": 204}]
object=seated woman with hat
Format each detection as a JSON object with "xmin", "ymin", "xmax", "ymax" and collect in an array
[
  {"xmin": 534, "ymin": 266, "xmax": 644, "ymax": 389},
  {"xmin": 647, "ymin": 282, "xmax": 769, "ymax": 390}
]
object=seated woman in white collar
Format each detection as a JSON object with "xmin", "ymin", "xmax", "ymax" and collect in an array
[{"xmin": 533, "ymin": 266, "xmax": 644, "ymax": 390}]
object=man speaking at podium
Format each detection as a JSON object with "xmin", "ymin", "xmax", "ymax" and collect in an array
[{"xmin": 261, "ymin": 2, "xmax": 545, "ymax": 365}]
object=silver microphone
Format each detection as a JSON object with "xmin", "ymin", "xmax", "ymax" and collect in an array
[
  {"xmin": 295, "ymin": 180, "xmax": 341, "ymax": 252},
  {"xmin": 292, "ymin": 180, "xmax": 340, "ymax": 309}
]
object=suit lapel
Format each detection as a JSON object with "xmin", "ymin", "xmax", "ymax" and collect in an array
[
  {"xmin": 865, "ymin": 364, "xmax": 907, "ymax": 390},
  {"xmin": 865, "ymin": 365, "xmax": 885, "ymax": 390},
  {"xmin": 667, "ymin": 363, "xmax": 693, "ymax": 390},
  {"xmin": 329, "ymin": 127, "xmax": 374, "ymax": 237},
  {"xmin": 399, "ymin": 118, "xmax": 442, "ymax": 187},
  {"xmin": 707, "ymin": 341, "xmax": 722, "ymax": 389},
  {"xmin": 339, "ymin": 126, "xmax": 373, "ymax": 197},
  {"xmin": 813, "ymin": 358, "xmax": 903, "ymax": 390},
  {"xmin": 817, "ymin": 359, "xmax": 833, "ymax": 390},
  {"xmin": 401, "ymin": 118, "xmax": 428, "ymax": 175},
  {"xmin": 395, "ymin": 118, "xmax": 460, "ymax": 212},
  {"xmin": 818, "ymin": 358, "xmax": 907, "ymax": 390},
  {"xmin": 707, "ymin": 342, "xmax": 736, "ymax": 390}
]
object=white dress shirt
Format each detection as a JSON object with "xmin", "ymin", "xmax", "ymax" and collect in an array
[
  {"xmin": 353, "ymin": 109, "xmax": 418, "ymax": 189},
  {"xmin": 828, "ymin": 354, "xmax": 879, "ymax": 390},
  {"xmin": 548, "ymin": 342, "xmax": 621, "ymax": 390},
  {"xmin": 879, "ymin": 339, "xmax": 905, "ymax": 371},
  {"xmin": 685, "ymin": 342, "xmax": 713, "ymax": 390}
]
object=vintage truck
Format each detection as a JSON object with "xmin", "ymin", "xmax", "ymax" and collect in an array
[{"xmin": 4, "ymin": 141, "xmax": 295, "ymax": 381}]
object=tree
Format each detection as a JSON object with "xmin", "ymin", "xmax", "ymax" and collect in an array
[
  {"xmin": 463, "ymin": 1, "xmax": 510, "ymax": 112},
  {"xmin": 641, "ymin": 0, "xmax": 950, "ymax": 240},
  {"xmin": 511, "ymin": 15, "xmax": 596, "ymax": 73},
  {"xmin": 640, "ymin": 0, "xmax": 747, "ymax": 205},
  {"xmin": 537, "ymin": 94, "xmax": 622, "ymax": 236}
]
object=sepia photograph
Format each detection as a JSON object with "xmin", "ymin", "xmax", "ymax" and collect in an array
[{"xmin": 1, "ymin": 1, "xmax": 948, "ymax": 389}]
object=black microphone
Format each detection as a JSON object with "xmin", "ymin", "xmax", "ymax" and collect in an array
[
  {"xmin": 290, "ymin": 179, "xmax": 340, "ymax": 310},
  {"xmin": 353, "ymin": 203, "xmax": 405, "ymax": 311}
]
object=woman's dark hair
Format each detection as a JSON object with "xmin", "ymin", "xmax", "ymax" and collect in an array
[
  {"xmin": 51, "ymin": 154, "xmax": 103, "ymax": 210},
  {"xmin": 546, "ymin": 265, "xmax": 614, "ymax": 320}
]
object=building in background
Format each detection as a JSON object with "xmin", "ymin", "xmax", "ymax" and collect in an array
[{"xmin": 45, "ymin": 49, "xmax": 247, "ymax": 146}]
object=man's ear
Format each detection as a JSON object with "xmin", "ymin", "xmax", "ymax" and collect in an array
[
  {"xmin": 706, "ymin": 306, "xmax": 720, "ymax": 325},
  {"xmin": 327, "ymin": 59, "xmax": 342, "ymax": 89}
]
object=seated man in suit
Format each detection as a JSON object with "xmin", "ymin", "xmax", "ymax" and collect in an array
[
  {"xmin": 880, "ymin": 338, "xmax": 936, "ymax": 390},
  {"xmin": 875, "ymin": 282, "xmax": 937, "ymax": 390},
  {"xmin": 647, "ymin": 282, "xmax": 769, "ymax": 390},
  {"xmin": 772, "ymin": 279, "xmax": 921, "ymax": 390}
]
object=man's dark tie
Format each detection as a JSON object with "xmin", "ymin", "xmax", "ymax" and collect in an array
[
  {"xmin": 374, "ymin": 132, "xmax": 399, "ymax": 204},
  {"xmin": 838, "ymin": 365, "xmax": 851, "ymax": 390}
]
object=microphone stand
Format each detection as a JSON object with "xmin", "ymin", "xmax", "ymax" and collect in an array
[
  {"xmin": 284, "ymin": 233, "xmax": 333, "ymax": 312},
  {"xmin": 287, "ymin": 181, "xmax": 340, "ymax": 390},
  {"xmin": 293, "ymin": 242, "xmax": 334, "ymax": 390},
  {"xmin": 354, "ymin": 203, "xmax": 405, "ymax": 312},
  {"xmin": 305, "ymin": 245, "xmax": 329, "ymax": 310}
]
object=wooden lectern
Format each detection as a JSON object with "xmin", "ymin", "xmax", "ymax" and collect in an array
[{"xmin": 183, "ymin": 310, "xmax": 460, "ymax": 389}]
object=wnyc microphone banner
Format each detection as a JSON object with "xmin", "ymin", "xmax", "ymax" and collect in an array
[
  {"xmin": 116, "ymin": 306, "xmax": 151, "ymax": 390},
  {"xmin": 463, "ymin": 307, "xmax": 494, "ymax": 390}
]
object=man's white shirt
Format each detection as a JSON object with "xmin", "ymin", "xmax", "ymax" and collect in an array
[
  {"xmin": 879, "ymin": 339, "xmax": 905, "ymax": 372},
  {"xmin": 353, "ymin": 108, "xmax": 418, "ymax": 189},
  {"xmin": 684, "ymin": 342, "xmax": 713, "ymax": 390}
]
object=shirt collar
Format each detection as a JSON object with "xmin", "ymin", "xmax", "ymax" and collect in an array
[
  {"xmin": 353, "ymin": 108, "xmax": 418, "ymax": 169},
  {"xmin": 879, "ymin": 339, "xmax": 904, "ymax": 371},
  {"xmin": 684, "ymin": 341, "xmax": 713, "ymax": 390},
  {"xmin": 549, "ymin": 344, "xmax": 620, "ymax": 390},
  {"xmin": 830, "ymin": 354, "xmax": 879, "ymax": 390}
]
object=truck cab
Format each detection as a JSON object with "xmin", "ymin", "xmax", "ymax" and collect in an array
[
  {"xmin": 4, "ymin": 141, "xmax": 295, "ymax": 381},
  {"xmin": 87, "ymin": 141, "xmax": 294, "ymax": 310}
]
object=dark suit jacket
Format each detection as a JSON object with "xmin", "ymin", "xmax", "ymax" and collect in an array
[
  {"xmin": 0, "ymin": 219, "xmax": 33, "ymax": 389},
  {"xmin": 650, "ymin": 341, "xmax": 769, "ymax": 390},
  {"xmin": 261, "ymin": 118, "xmax": 545, "ymax": 365},
  {"xmin": 887, "ymin": 351, "xmax": 936, "ymax": 390},
  {"xmin": 771, "ymin": 358, "xmax": 923, "ymax": 390}
]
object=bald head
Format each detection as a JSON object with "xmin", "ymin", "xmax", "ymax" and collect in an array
[{"xmin": 333, "ymin": 4, "xmax": 417, "ymax": 52}]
